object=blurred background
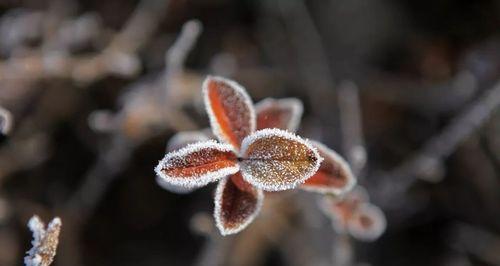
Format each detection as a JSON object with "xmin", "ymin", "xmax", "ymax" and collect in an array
[{"xmin": 1, "ymin": 0, "xmax": 500, "ymax": 265}]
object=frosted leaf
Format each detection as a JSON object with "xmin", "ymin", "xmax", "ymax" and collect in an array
[
  {"xmin": 203, "ymin": 76, "xmax": 256, "ymax": 150},
  {"xmin": 155, "ymin": 140, "xmax": 239, "ymax": 188},
  {"xmin": 166, "ymin": 130, "xmax": 211, "ymax": 152},
  {"xmin": 301, "ymin": 141, "xmax": 356, "ymax": 195},
  {"xmin": 255, "ymin": 98, "xmax": 303, "ymax": 132},
  {"xmin": 0, "ymin": 106, "xmax": 13, "ymax": 135},
  {"xmin": 239, "ymin": 128, "xmax": 323, "ymax": 191},
  {"xmin": 319, "ymin": 187, "xmax": 369, "ymax": 233},
  {"xmin": 214, "ymin": 173, "xmax": 263, "ymax": 235},
  {"xmin": 24, "ymin": 216, "xmax": 62, "ymax": 266},
  {"xmin": 347, "ymin": 203, "xmax": 386, "ymax": 242}
]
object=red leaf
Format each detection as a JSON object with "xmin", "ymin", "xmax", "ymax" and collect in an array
[
  {"xmin": 240, "ymin": 129, "xmax": 323, "ymax": 191},
  {"xmin": 214, "ymin": 173, "xmax": 263, "ymax": 235},
  {"xmin": 155, "ymin": 140, "xmax": 239, "ymax": 188},
  {"xmin": 301, "ymin": 141, "xmax": 356, "ymax": 195},
  {"xmin": 203, "ymin": 76, "xmax": 256, "ymax": 150},
  {"xmin": 255, "ymin": 98, "xmax": 303, "ymax": 132}
]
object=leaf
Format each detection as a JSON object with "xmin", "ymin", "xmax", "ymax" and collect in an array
[
  {"xmin": 155, "ymin": 140, "xmax": 239, "ymax": 188},
  {"xmin": 239, "ymin": 128, "xmax": 323, "ymax": 191},
  {"xmin": 319, "ymin": 187, "xmax": 368, "ymax": 233},
  {"xmin": 301, "ymin": 141, "xmax": 356, "ymax": 195},
  {"xmin": 203, "ymin": 76, "xmax": 256, "ymax": 150},
  {"xmin": 255, "ymin": 98, "xmax": 303, "ymax": 132},
  {"xmin": 214, "ymin": 173, "xmax": 263, "ymax": 235},
  {"xmin": 347, "ymin": 203, "xmax": 386, "ymax": 242}
]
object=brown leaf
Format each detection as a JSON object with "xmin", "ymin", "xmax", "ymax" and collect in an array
[
  {"xmin": 214, "ymin": 173, "xmax": 263, "ymax": 235},
  {"xmin": 240, "ymin": 129, "xmax": 323, "ymax": 191}
]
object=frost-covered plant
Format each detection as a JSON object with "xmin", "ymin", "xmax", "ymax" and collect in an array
[
  {"xmin": 155, "ymin": 76, "xmax": 356, "ymax": 235},
  {"xmin": 320, "ymin": 187, "xmax": 386, "ymax": 241},
  {"xmin": 24, "ymin": 215, "xmax": 62, "ymax": 266}
]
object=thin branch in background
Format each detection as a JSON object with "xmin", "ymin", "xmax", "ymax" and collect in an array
[
  {"xmin": 273, "ymin": 0, "xmax": 338, "ymax": 140},
  {"xmin": 338, "ymin": 81, "xmax": 367, "ymax": 176},
  {"xmin": 450, "ymin": 223, "xmax": 500, "ymax": 265},
  {"xmin": 162, "ymin": 19, "xmax": 203, "ymax": 104},
  {"xmin": 24, "ymin": 215, "xmax": 62, "ymax": 266},
  {"xmin": 0, "ymin": 0, "xmax": 168, "ymax": 84},
  {"xmin": 375, "ymin": 79, "xmax": 500, "ymax": 209}
]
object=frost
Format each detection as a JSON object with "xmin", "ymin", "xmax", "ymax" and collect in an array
[
  {"xmin": 24, "ymin": 216, "xmax": 62, "ymax": 266},
  {"xmin": 155, "ymin": 140, "xmax": 239, "ymax": 188},
  {"xmin": 214, "ymin": 175, "xmax": 264, "ymax": 235},
  {"xmin": 255, "ymin": 97, "xmax": 303, "ymax": 132},
  {"xmin": 203, "ymin": 76, "xmax": 256, "ymax": 150},
  {"xmin": 300, "ymin": 141, "xmax": 356, "ymax": 195},
  {"xmin": 239, "ymin": 128, "xmax": 323, "ymax": 191}
]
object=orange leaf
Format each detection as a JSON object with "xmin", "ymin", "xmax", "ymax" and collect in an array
[
  {"xmin": 214, "ymin": 173, "xmax": 263, "ymax": 235},
  {"xmin": 255, "ymin": 98, "xmax": 303, "ymax": 132},
  {"xmin": 155, "ymin": 140, "xmax": 239, "ymax": 188},
  {"xmin": 240, "ymin": 129, "xmax": 323, "ymax": 191},
  {"xmin": 203, "ymin": 76, "xmax": 255, "ymax": 150},
  {"xmin": 301, "ymin": 141, "xmax": 356, "ymax": 195}
]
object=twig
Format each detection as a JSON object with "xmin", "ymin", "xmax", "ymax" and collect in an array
[
  {"xmin": 393, "ymin": 79, "xmax": 500, "ymax": 183},
  {"xmin": 451, "ymin": 223, "xmax": 500, "ymax": 265},
  {"xmin": 0, "ymin": 0, "xmax": 169, "ymax": 83},
  {"xmin": 0, "ymin": 105, "xmax": 13, "ymax": 135},
  {"xmin": 374, "ymin": 79, "xmax": 500, "ymax": 208},
  {"xmin": 338, "ymin": 81, "xmax": 367, "ymax": 176},
  {"xmin": 24, "ymin": 215, "xmax": 62, "ymax": 266}
]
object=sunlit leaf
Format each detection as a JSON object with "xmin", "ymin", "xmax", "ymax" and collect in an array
[
  {"xmin": 255, "ymin": 98, "xmax": 303, "ymax": 132},
  {"xmin": 203, "ymin": 76, "xmax": 256, "ymax": 150},
  {"xmin": 155, "ymin": 140, "xmax": 239, "ymax": 188},
  {"xmin": 239, "ymin": 128, "xmax": 323, "ymax": 191},
  {"xmin": 214, "ymin": 172, "xmax": 263, "ymax": 235},
  {"xmin": 301, "ymin": 141, "xmax": 356, "ymax": 195}
]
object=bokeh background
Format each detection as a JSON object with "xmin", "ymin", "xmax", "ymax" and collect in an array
[{"xmin": 1, "ymin": 0, "xmax": 500, "ymax": 265}]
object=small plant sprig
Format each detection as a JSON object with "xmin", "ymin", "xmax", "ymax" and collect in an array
[
  {"xmin": 24, "ymin": 215, "xmax": 62, "ymax": 266},
  {"xmin": 320, "ymin": 187, "xmax": 386, "ymax": 241},
  {"xmin": 155, "ymin": 76, "xmax": 356, "ymax": 235}
]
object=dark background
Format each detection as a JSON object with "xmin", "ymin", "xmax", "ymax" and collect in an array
[{"xmin": 1, "ymin": 0, "xmax": 500, "ymax": 265}]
